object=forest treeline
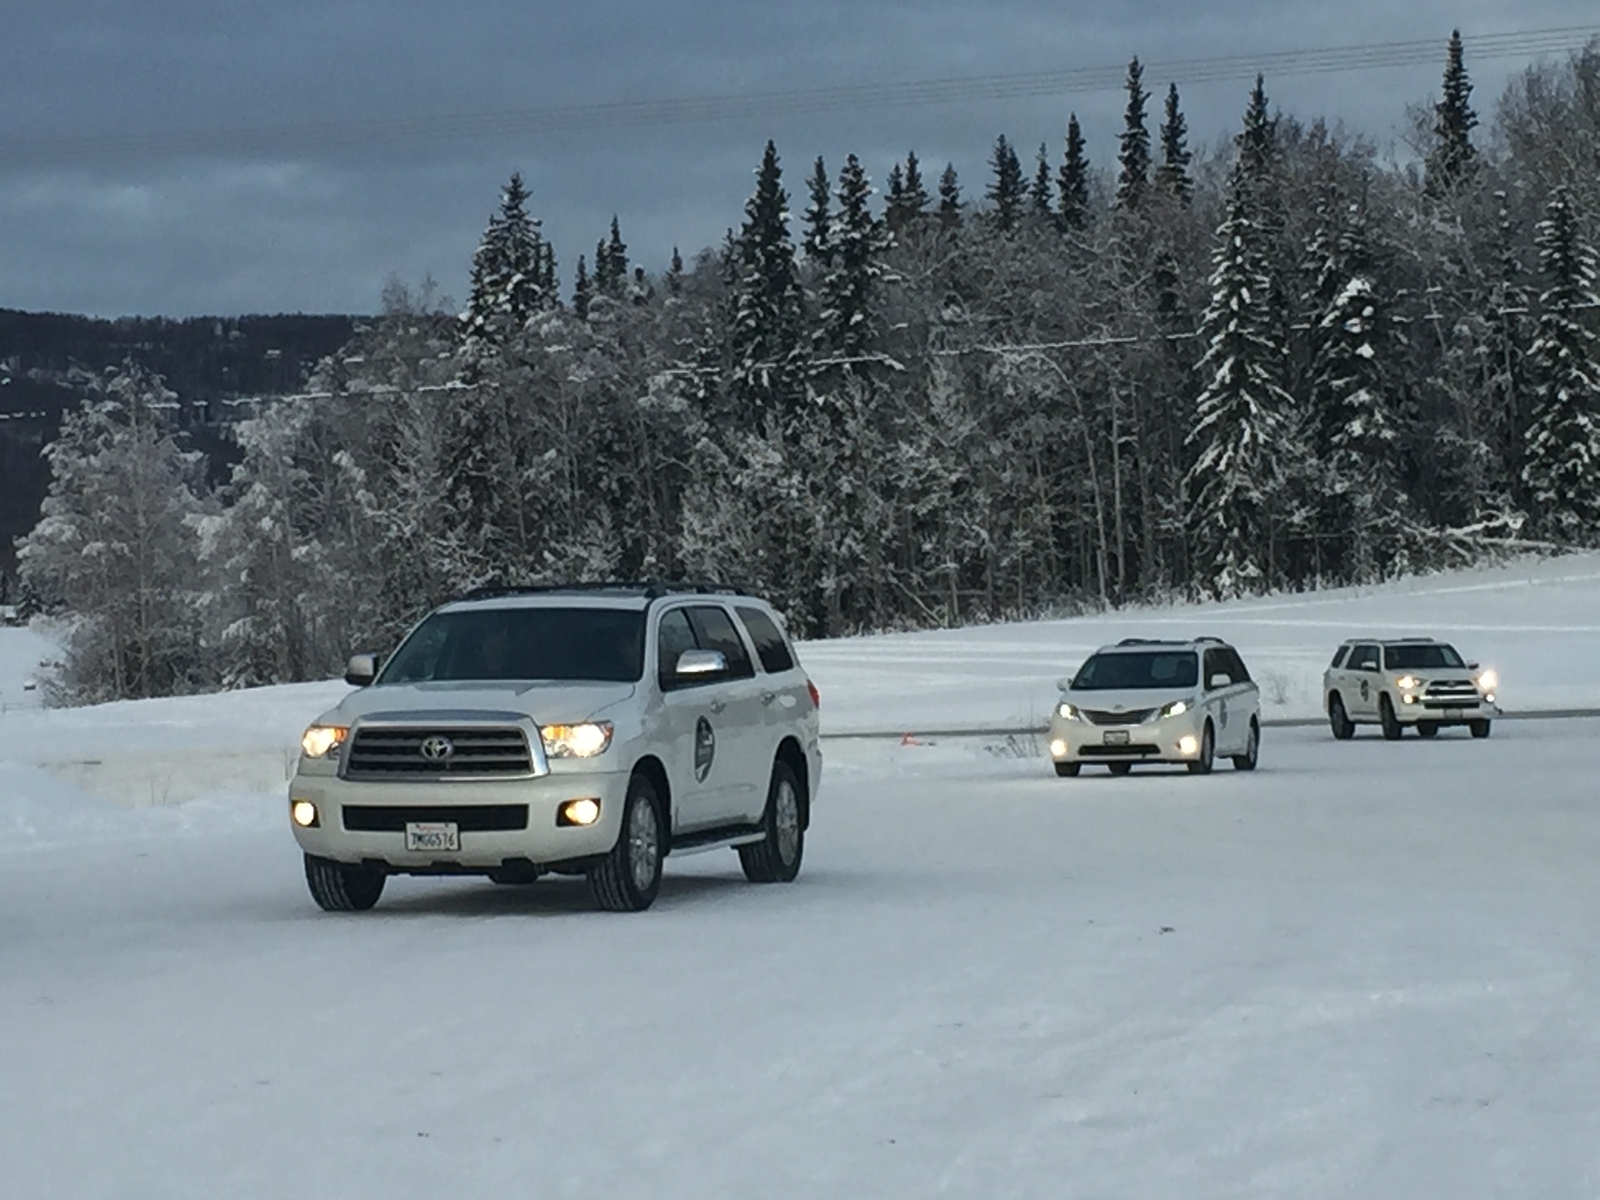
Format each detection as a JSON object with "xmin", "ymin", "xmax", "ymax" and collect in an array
[{"xmin": 16, "ymin": 35, "xmax": 1600, "ymax": 702}]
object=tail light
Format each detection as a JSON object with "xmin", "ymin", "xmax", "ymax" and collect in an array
[{"xmin": 807, "ymin": 679, "xmax": 820, "ymax": 709}]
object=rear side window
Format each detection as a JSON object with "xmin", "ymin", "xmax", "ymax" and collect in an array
[
  {"xmin": 735, "ymin": 606, "xmax": 796, "ymax": 674},
  {"xmin": 1221, "ymin": 647, "xmax": 1252, "ymax": 683},
  {"xmin": 686, "ymin": 606, "xmax": 756, "ymax": 680},
  {"xmin": 1330, "ymin": 646, "xmax": 1350, "ymax": 668},
  {"xmin": 1203, "ymin": 648, "xmax": 1233, "ymax": 689}
]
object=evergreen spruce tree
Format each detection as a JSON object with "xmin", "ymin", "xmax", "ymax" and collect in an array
[
  {"xmin": 605, "ymin": 216, "xmax": 628, "ymax": 290},
  {"xmin": 1522, "ymin": 186, "xmax": 1600, "ymax": 541},
  {"xmin": 572, "ymin": 254, "xmax": 592, "ymax": 319},
  {"xmin": 1057, "ymin": 114, "xmax": 1090, "ymax": 231},
  {"xmin": 1484, "ymin": 194, "xmax": 1530, "ymax": 500},
  {"xmin": 817, "ymin": 154, "xmax": 888, "ymax": 363},
  {"xmin": 1115, "ymin": 58, "xmax": 1152, "ymax": 212},
  {"xmin": 901, "ymin": 152, "xmax": 930, "ymax": 220},
  {"xmin": 803, "ymin": 156, "xmax": 833, "ymax": 264},
  {"xmin": 1426, "ymin": 30, "xmax": 1478, "ymax": 197},
  {"xmin": 986, "ymin": 135, "xmax": 1025, "ymax": 232},
  {"xmin": 938, "ymin": 163, "xmax": 963, "ymax": 229},
  {"xmin": 1183, "ymin": 161, "xmax": 1294, "ymax": 596},
  {"xmin": 463, "ymin": 172, "xmax": 553, "ymax": 339},
  {"xmin": 666, "ymin": 246, "xmax": 684, "ymax": 298},
  {"xmin": 1308, "ymin": 201, "xmax": 1409, "ymax": 577},
  {"xmin": 1156, "ymin": 83, "xmax": 1193, "ymax": 208},
  {"xmin": 885, "ymin": 163, "xmax": 907, "ymax": 232},
  {"xmin": 1030, "ymin": 143, "xmax": 1054, "ymax": 218},
  {"xmin": 729, "ymin": 140, "xmax": 808, "ymax": 430},
  {"xmin": 1236, "ymin": 76, "xmax": 1277, "ymax": 186}
]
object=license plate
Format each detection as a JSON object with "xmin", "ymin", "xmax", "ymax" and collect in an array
[
  {"xmin": 1444, "ymin": 708, "xmax": 1463, "ymax": 720},
  {"xmin": 1103, "ymin": 730, "xmax": 1131, "ymax": 746},
  {"xmin": 405, "ymin": 821, "xmax": 459, "ymax": 852}
]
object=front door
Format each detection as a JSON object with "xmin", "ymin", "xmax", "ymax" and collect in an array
[
  {"xmin": 653, "ymin": 607, "xmax": 724, "ymax": 832},
  {"xmin": 1344, "ymin": 643, "xmax": 1382, "ymax": 719},
  {"xmin": 683, "ymin": 604, "xmax": 767, "ymax": 824}
]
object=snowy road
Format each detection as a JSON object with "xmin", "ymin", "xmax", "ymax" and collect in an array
[{"xmin": 5, "ymin": 720, "xmax": 1600, "ymax": 1198}]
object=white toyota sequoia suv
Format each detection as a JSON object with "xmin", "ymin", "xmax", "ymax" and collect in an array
[
  {"xmin": 1323, "ymin": 637, "xmax": 1499, "ymax": 740},
  {"xmin": 289, "ymin": 584, "xmax": 821, "ymax": 913},
  {"xmin": 1048, "ymin": 637, "xmax": 1261, "ymax": 776}
]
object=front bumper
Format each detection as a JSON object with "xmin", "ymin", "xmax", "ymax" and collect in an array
[
  {"xmin": 288, "ymin": 769, "xmax": 630, "ymax": 872},
  {"xmin": 1392, "ymin": 692, "xmax": 1501, "ymax": 724},
  {"xmin": 1047, "ymin": 710, "xmax": 1206, "ymax": 766}
]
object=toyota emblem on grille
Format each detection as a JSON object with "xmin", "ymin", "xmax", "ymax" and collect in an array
[{"xmin": 419, "ymin": 735, "xmax": 456, "ymax": 762}]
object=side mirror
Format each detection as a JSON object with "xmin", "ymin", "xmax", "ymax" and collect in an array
[
  {"xmin": 1208, "ymin": 672, "xmax": 1230, "ymax": 690},
  {"xmin": 674, "ymin": 648, "xmax": 728, "ymax": 680},
  {"xmin": 1467, "ymin": 661, "xmax": 1480, "ymax": 671},
  {"xmin": 344, "ymin": 653, "xmax": 379, "ymax": 687},
  {"xmin": 1056, "ymin": 673, "xmax": 1076, "ymax": 692}
]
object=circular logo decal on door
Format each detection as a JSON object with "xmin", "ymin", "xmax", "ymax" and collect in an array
[
  {"xmin": 694, "ymin": 717, "xmax": 716, "ymax": 782},
  {"xmin": 1360, "ymin": 679, "xmax": 1370, "ymax": 702}
]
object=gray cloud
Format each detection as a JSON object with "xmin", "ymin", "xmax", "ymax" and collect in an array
[{"xmin": 2, "ymin": 1, "xmax": 1596, "ymax": 316}]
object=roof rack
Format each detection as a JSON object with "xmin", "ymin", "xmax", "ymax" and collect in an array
[
  {"xmin": 1192, "ymin": 635, "xmax": 1227, "ymax": 645},
  {"xmin": 1114, "ymin": 637, "xmax": 1190, "ymax": 647},
  {"xmin": 455, "ymin": 580, "xmax": 746, "ymax": 603}
]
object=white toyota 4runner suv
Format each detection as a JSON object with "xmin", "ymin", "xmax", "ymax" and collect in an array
[
  {"xmin": 1323, "ymin": 637, "xmax": 1499, "ymax": 740},
  {"xmin": 288, "ymin": 584, "xmax": 821, "ymax": 913},
  {"xmin": 1048, "ymin": 637, "xmax": 1261, "ymax": 776}
]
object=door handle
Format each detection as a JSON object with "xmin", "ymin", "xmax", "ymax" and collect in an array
[
  {"xmin": 760, "ymin": 691, "xmax": 777, "ymax": 706},
  {"xmin": 709, "ymin": 699, "xmax": 726, "ymax": 715}
]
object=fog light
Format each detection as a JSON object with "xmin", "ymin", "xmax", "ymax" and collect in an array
[
  {"xmin": 558, "ymin": 798, "xmax": 601, "ymax": 827},
  {"xmin": 290, "ymin": 800, "xmax": 319, "ymax": 828},
  {"xmin": 1403, "ymin": 693, "xmax": 1417, "ymax": 705},
  {"xmin": 1178, "ymin": 735, "xmax": 1199, "ymax": 756},
  {"xmin": 1484, "ymin": 692, "xmax": 1495, "ymax": 704},
  {"xmin": 1049, "ymin": 739, "xmax": 1068, "ymax": 758}
]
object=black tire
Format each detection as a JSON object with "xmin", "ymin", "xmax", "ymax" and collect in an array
[
  {"xmin": 1470, "ymin": 719, "xmax": 1492, "ymax": 739},
  {"xmin": 1107, "ymin": 761, "xmax": 1133, "ymax": 777},
  {"xmin": 1328, "ymin": 693, "xmax": 1355, "ymax": 740},
  {"xmin": 588, "ymin": 773, "xmax": 664, "ymax": 912},
  {"xmin": 304, "ymin": 854, "xmax": 386, "ymax": 912},
  {"xmin": 1187, "ymin": 722, "xmax": 1215, "ymax": 775},
  {"xmin": 1053, "ymin": 761, "xmax": 1081, "ymax": 778},
  {"xmin": 1417, "ymin": 722, "xmax": 1439, "ymax": 739},
  {"xmin": 1379, "ymin": 694, "xmax": 1403, "ymax": 741},
  {"xmin": 1232, "ymin": 718, "xmax": 1260, "ymax": 771},
  {"xmin": 739, "ymin": 759, "xmax": 805, "ymax": 883}
]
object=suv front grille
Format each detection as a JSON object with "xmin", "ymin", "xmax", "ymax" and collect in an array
[
  {"xmin": 342, "ymin": 804, "xmax": 529, "ymax": 832},
  {"xmin": 1081, "ymin": 708, "xmax": 1157, "ymax": 726},
  {"xmin": 1421, "ymin": 680, "xmax": 1481, "ymax": 710},
  {"xmin": 344, "ymin": 727, "xmax": 533, "ymax": 780}
]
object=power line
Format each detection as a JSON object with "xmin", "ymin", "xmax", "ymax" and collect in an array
[{"xmin": 5, "ymin": 24, "xmax": 1598, "ymax": 168}]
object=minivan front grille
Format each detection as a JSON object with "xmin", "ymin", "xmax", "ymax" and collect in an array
[
  {"xmin": 344, "ymin": 726, "xmax": 533, "ymax": 780},
  {"xmin": 1081, "ymin": 708, "xmax": 1157, "ymax": 726}
]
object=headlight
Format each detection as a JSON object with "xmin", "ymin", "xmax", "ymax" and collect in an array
[
  {"xmin": 1157, "ymin": 699, "xmax": 1190, "ymax": 720},
  {"xmin": 1476, "ymin": 669, "xmax": 1498, "ymax": 693},
  {"xmin": 1056, "ymin": 702, "xmax": 1079, "ymax": 720},
  {"xmin": 1395, "ymin": 676, "xmax": 1420, "ymax": 691},
  {"xmin": 300, "ymin": 725, "xmax": 348, "ymax": 758},
  {"xmin": 540, "ymin": 722, "xmax": 614, "ymax": 758}
]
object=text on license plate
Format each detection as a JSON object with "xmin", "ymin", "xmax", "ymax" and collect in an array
[
  {"xmin": 405, "ymin": 821, "xmax": 460, "ymax": 852},
  {"xmin": 1103, "ymin": 729, "xmax": 1131, "ymax": 745}
]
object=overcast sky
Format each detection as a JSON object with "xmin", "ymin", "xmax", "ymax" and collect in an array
[{"xmin": 2, "ymin": 1, "xmax": 1596, "ymax": 319}]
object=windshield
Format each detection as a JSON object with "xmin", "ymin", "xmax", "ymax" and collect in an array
[
  {"xmin": 378, "ymin": 607, "xmax": 646, "ymax": 684},
  {"xmin": 1383, "ymin": 643, "xmax": 1465, "ymax": 670},
  {"xmin": 1072, "ymin": 650, "xmax": 1198, "ymax": 691}
]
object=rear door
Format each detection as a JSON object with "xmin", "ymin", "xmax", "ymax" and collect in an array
[{"xmin": 735, "ymin": 603, "xmax": 809, "ymax": 797}]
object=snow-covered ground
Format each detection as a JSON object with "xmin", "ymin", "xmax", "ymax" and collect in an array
[{"xmin": 4, "ymin": 556, "xmax": 1600, "ymax": 1196}]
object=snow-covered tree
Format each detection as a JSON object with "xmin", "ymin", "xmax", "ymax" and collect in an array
[
  {"xmin": 816, "ymin": 154, "xmax": 889, "ymax": 364},
  {"xmin": 1522, "ymin": 186, "xmax": 1600, "ymax": 541},
  {"xmin": 728, "ymin": 141, "xmax": 807, "ymax": 431},
  {"xmin": 463, "ymin": 172, "xmax": 554, "ymax": 340},
  {"xmin": 1030, "ymin": 144, "xmax": 1053, "ymax": 219},
  {"xmin": 18, "ymin": 362, "xmax": 208, "ymax": 701},
  {"xmin": 938, "ymin": 163, "xmax": 963, "ymax": 229},
  {"xmin": 1184, "ymin": 163, "xmax": 1294, "ymax": 596},
  {"xmin": 802, "ymin": 156, "xmax": 832, "ymax": 264},
  {"xmin": 885, "ymin": 152, "xmax": 930, "ymax": 234}
]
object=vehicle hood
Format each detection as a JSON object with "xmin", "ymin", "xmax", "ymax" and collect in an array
[
  {"xmin": 315, "ymin": 680, "xmax": 638, "ymax": 726},
  {"xmin": 1063, "ymin": 688, "xmax": 1192, "ymax": 715}
]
